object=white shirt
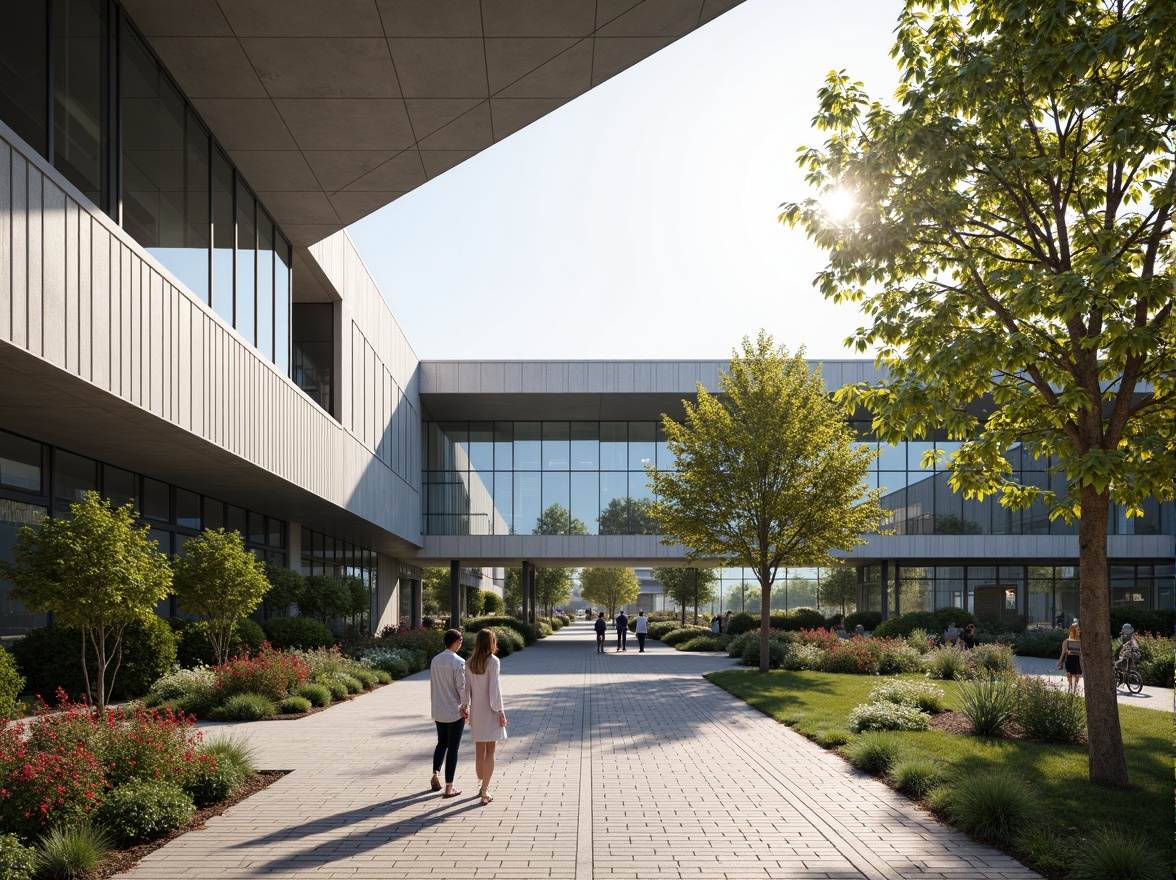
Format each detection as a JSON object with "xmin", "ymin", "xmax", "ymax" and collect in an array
[
  {"xmin": 429, "ymin": 649, "xmax": 468, "ymax": 723},
  {"xmin": 635, "ymin": 616, "xmax": 648, "ymax": 633}
]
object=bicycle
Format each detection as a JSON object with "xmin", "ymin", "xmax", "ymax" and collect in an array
[{"xmin": 1114, "ymin": 657, "xmax": 1144, "ymax": 695}]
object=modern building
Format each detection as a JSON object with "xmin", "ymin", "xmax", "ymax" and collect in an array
[{"xmin": 1, "ymin": 0, "xmax": 1171, "ymax": 642}]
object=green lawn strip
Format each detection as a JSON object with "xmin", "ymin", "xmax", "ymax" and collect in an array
[{"xmin": 706, "ymin": 669, "xmax": 1170, "ymax": 862}]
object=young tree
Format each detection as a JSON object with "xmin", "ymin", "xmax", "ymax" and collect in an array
[
  {"xmin": 650, "ymin": 333, "xmax": 884, "ymax": 672},
  {"xmin": 0, "ymin": 492, "xmax": 172, "ymax": 710},
  {"xmin": 598, "ymin": 497, "xmax": 659, "ymax": 535},
  {"xmin": 263, "ymin": 562, "xmax": 305, "ymax": 613},
  {"xmin": 579, "ymin": 568, "xmax": 640, "ymax": 619},
  {"xmin": 300, "ymin": 575, "xmax": 354, "ymax": 622},
  {"xmin": 535, "ymin": 568, "xmax": 574, "ymax": 619},
  {"xmin": 172, "ymin": 528, "xmax": 271, "ymax": 666},
  {"xmin": 779, "ymin": 0, "xmax": 1174, "ymax": 787},
  {"xmin": 422, "ymin": 567, "xmax": 451, "ymax": 616},
  {"xmin": 652, "ymin": 567, "xmax": 716, "ymax": 624},
  {"xmin": 820, "ymin": 567, "xmax": 858, "ymax": 619}
]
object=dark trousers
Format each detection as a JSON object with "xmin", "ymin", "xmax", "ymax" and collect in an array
[
  {"xmin": 596, "ymin": 633, "xmax": 605, "ymax": 652},
  {"xmin": 636, "ymin": 632, "xmax": 646, "ymax": 652},
  {"xmin": 617, "ymin": 629, "xmax": 627, "ymax": 650},
  {"xmin": 433, "ymin": 719, "xmax": 465, "ymax": 783}
]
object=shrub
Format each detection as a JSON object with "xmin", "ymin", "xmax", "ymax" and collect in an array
[
  {"xmin": 848, "ymin": 701, "xmax": 932, "ymax": 733},
  {"xmin": 360, "ymin": 647, "xmax": 412, "ymax": 679},
  {"xmin": 32, "ymin": 823, "xmax": 111, "ymax": 878},
  {"xmin": 336, "ymin": 674, "xmax": 363, "ymax": 694},
  {"xmin": 489, "ymin": 626, "xmax": 524, "ymax": 655},
  {"xmin": 873, "ymin": 611, "xmax": 940, "ymax": 639},
  {"xmin": 90, "ymin": 703, "xmax": 203, "ymax": 788},
  {"xmin": 814, "ymin": 727, "xmax": 849, "ymax": 748},
  {"xmin": 662, "ymin": 626, "xmax": 707, "ymax": 646},
  {"xmin": 145, "ymin": 665, "xmax": 216, "ymax": 707},
  {"xmin": 956, "ymin": 674, "xmax": 1018, "ymax": 737},
  {"xmin": 98, "ymin": 779, "xmax": 196, "ymax": 843},
  {"xmin": 280, "ymin": 696, "xmax": 313, "ymax": 714},
  {"xmin": 725, "ymin": 612, "xmax": 759, "ymax": 635},
  {"xmin": 535, "ymin": 621, "xmax": 553, "ymax": 638},
  {"xmin": 726, "ymin": 632, "xmax": 756, "ymax": 658},
  {"xmin": 261, "ymin": 616, "xmax": 335, "ymax": 651},
  {"xmin": 942, "ymin": 772, "xmax": 1039, "ymax": 845},
  {"xmin": 1010, "ymin": 628, "xmax": 1067, "ymax": 659},
  {"xmin": 844, "ymin": 611, "xmax": 882, "ymax": 632},
  {"xmin": 0, "ymin": 650, "xmax": 24, "ymax": 721},
  {"xmin": 0, "ymin": 833, "xmax": 36, "ymax": 880},
  {"xmin": 867, "ymin": 679, "xmax": 947, "ymax": 713},
  {"xmin": 1013, "ymin": 676, "xmax": 1086, "ymax": 743},
  {"xmin": 372, "ymin": 627, "xmax": 446, "ymax": 666},
  {"xmin": 185, "ymin": 733, "xmax": 254, "ymax": 807},
  {"xmin": 170, "ymin": 617, "xmax": 267, "ymax": 669},
  {"xmin": 465, "ymin": 616, "xmax": 538, "ymax": 645},
  {"xmin": 818, "ymin": 637, "xmax": 880, "ymax": 674},
  {"xmin": 482, "ymin": 593, "xmax": 504, "ymax": 614},
  {"xmin": 740, "ymin": 639, "xmax": 787, "ymax": 669},
  {"xmin": 1128, "ymin": 633, "xmax": 1175, "ymax": 687},
  {"xmin": 905, "ymin": 628, "xmax": 932, "ymax": 654},
  {"xmin": 295, "ymin": 683, "xmax": 332, "ymax": 707},
  {"xmin": 648, "ymin": 621, "xmax": 687, "ymax": 641},
  {"xmin": 677, "ymin": 635, "xmax": 726, "ymax": 652},
  {"xmin": 969, "ymin": 642, "xmax": 1016, "ymax": 675},
  {"xmin": 317, "ymin": 677, "xmax": 348, "ymax": 701},
  {"xmin": 1109, "ymin": 607, "xmax": 1174, "ymax": 639},
  {"xmin": 215, "ymin": 645, "xmax": 310, "ymax": 702},
  {"xmin": 371, "ymin": 669, "xmax": 392, "ymax": 684},
  {"xmin": 212, "ymin": 692, "xmax": 275, "ymax": 722},
  {"xmin": 1067, "ymin": 826, "xmax": 1168, "ymax": 880},
  {"xmin": 875, "ymin": 640, "xmax": 923, "ymax": 674},
  {"xmin": 889, "ymin": 756, "xmax": 943, "ymax": 797},
  {"xmin": 772, "ymin": 608, "xmax": 827, "ymax": 631},
  {"xmin": 841, "ymin": 731, "xmax": 904, "ymax": 775},
  {"xmin": 924, "ymin": 646, "xmax": 973, "ymax": 680},
  {"xmin": 350, "ymin": 668, "xmax": 379, "ymax": 688}
]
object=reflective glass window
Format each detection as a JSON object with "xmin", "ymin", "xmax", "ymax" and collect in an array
[
  {"xmin": 141, "ymin": 477, "xmax": 169, "ymax": 522},
  {"xmin": 203, "ymin": 498, "xmax": 224, "ymax": 530},
  {"xmin": 493, "ymin": 472, "xmax": 512, "ymax": 534},
  {"xmin": 570, "ymin": 471, "xmax": 599, "ymax": 535},
  {"xmin": 102, "ymin": 464, "xmax": 135, "ymax": 508},
  {"xmin": 515, "ymin": 422, "xmax": 540, "ymax": 470},
  {"xmin": 514, "ymin": 472, "xmax": 541, "ymax": 534},
  {"xmin": 267, "ymin": 517, "xmax": 283, "ymax": 547},
  {"xmin": 542, "ymin": 422, "xmax": 569, "ymax": 470},
  {"xmin": 274, "ymin": 238, "xmax": 291, "ymax": 371},
  {"xmin": 468, "ymin": 423, "xmax": 493, "ymax": 474},
  {"xmin": 257, "ymin": 213, "xmax": 275, "ymax": 360},
  {"xmin": 493, "ymin": 422, "xmax": 513, "ymax": 469},
  {"xmin": 0, "ymin": 433, "xmax": 43, "ymax": 493},
  {"xmin": 176, "ymin": 488, "xmax": 200, "ymax": 528},
  {"xmin": 248, "ymin": 511, "xmax": 265, "ymax": 545},
  {"xmin": 54, "ymin": 451, "xmax": 96, "ymax": 502},
  {"xmin": 54, "ymin": 0, "xmax": 109, "ymax": 209},
  {"xmin": 599, "ymin": 471, "xmax": 627, "ymax": 534},
  {"xmin": 876, "ymin": 442, "xmax": 905, "ymax": 470},
  {"xmin": 180, "ymin": 108, "xmax": 210, "ymax": 303},
  {"xmin": 541, "ymin": 472, "xmax": 569, "ymax": 525},
  {"xmin": 600, "ymin": 422, "xmax": 627, "ymax": 469},
  {"xmin": 211, "ymin": 149, "xmax": 234, "ymax": 325},
  {"xmin": 570, "ymin": 422, "xmax": 598, "ymax": 470},
  {"xmin": 227, "ymin": 505, "xmax": 246, "ymax": 535},
  {"xmin": 236, "ymin": 180, "xmax": 256, "ymax": 343},
  {"xmin": 0, "ymin": 5, "xmax": 47, "ymax": 154}
]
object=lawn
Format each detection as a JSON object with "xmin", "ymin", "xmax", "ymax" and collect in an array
[{"xmin": 706, "ymin": 669, "xmax": 1171, "ymax": 876}]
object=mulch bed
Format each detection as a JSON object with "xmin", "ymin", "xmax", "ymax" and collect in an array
[
  {"xmin": 94, "ymin": 770, "xmax": 289, "ymax": 880},
  {"xmin": 928, "ymin": 710, "xmax": 1087, "ymax": 745}
]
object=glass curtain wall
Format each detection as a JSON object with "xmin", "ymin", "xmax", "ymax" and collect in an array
[{"xmin": 0, "ymin": 0, "xmax": 292, "ymax": 374}]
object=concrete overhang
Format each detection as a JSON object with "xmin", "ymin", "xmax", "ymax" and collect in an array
[
  {"xmin": 842, "ymin": 534, "xmax": 1176, "ymax": 567},
  {"xmin": 119, "ymin": 0, "xmax": 747, "ymax": 250}
]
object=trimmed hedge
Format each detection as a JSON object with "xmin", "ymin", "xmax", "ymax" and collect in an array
[
  {"xmin": 170, "ymin": 617, "xmax": 266, "ymax": 667},
  {"xmin": 844, "ymin": 611, "xmax": 883, "ymax": 632},
  {"xmin": 465, "ymin": 615, "xmax": 539, "ymax": 645},
  {"xmin": 262, "ymin": 616, "xmax": 335, "ymax": 650}
]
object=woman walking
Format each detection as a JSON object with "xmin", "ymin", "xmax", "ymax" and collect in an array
[
  {"xmin": 1056, "ymin": 621, "xmax": 1082, "ymax": 693},
  {"xmin": 467, "ymin": 629, "xmax": 508, "ymax": 805}
]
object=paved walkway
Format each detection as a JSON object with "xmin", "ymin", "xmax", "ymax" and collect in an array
[
  {"xmin": 1012, "ymin": 655, "xmax": 1172, "ymax": 711},
  {"xmin": 125, "ymin": 624, "xmax": 1044, "ymax": 880}
]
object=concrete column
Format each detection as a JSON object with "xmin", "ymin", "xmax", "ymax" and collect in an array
[
  {"xmin": 286, "ymin": 521, "xmax": 302, "ymax": 571},
  {"xmin": 520, "ymin": 561, "xmax": 530, "ymax": 622},
  {"xmin": 373, "ymin": 554, "xmax": 398, "ymax": 635},
  {"xmin": 880, "ymin": 560, "xmax": 891, "ymax": 620},
  {"xmin": 450, "ymin": 560, "xmax": 461, "ymax": 629},
  {"xmin": 528, "ymin": 564, "xmax": 537, "ymax": 624},
  {"xmin": 411, "ymin": 579, "xmax": 423, "ymax": 628}
]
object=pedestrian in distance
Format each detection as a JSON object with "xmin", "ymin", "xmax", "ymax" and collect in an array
[
  {"xmin": 960, "ymin": 623, "xmax": 977, "ymax": 650},
  {"xmin": 1056, "ymin": 621, "xmax": 1082, "ymax": 693},
  {"xmin": 635, "ymin": 610, "xmax": 648, "ymax": 652},
  {"xmin": 710, "ymin": 615, "xmax": 721, "ymax": 635},
  {"xmin": 944, "ymin": 622, "xmax": 960, "ymax": 647},
  {"xmin": 429, "ymin": 629, "xmax": 469, "ymax": 798},
  {"xmin": 594, "ymin": 611, "xmax": 607, "ymax": 653},
  {"xmin": 615, "ymin": 609, "xmax": 629, "ymax": 652},
  {"xmin": 467, "ymin": 629, "xmax": 508, "ymax": 805},
  {"xmin": 723, "ymin": 610, "xmax": 733, "ymax": 633}
]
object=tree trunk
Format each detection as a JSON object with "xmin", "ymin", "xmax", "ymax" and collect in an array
[
  {"xmin": 1078, "ymin": 486, "xmax": 1128, "ymax": 787},
  {"xmin": 759, "ymin": 573, "xmax": 771, "ymax": 673}
]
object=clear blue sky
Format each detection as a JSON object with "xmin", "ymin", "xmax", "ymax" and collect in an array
[{"xmin": 348, "ymin": 0, "xmax": 904, "ymax": 361}]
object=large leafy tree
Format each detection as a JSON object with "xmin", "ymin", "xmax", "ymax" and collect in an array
[
  {"xmin": 820, "ymin": 567, "xmax": 859, "ymax": 619},
  {"xmin": 780, "ymin": 0, "xmax": 1174, "ymax": 787},
  {"xmin": 172, "ymin": 528, "xmax": 270, "ymax": 666},
  {"xmin": 652, "ymin": 567, "xmax": 716, "ymax": 624},
  {"xmin": 598, "ymin": 497, "xmax": 659, "ymax": 535},
  {"xmin": 650, "ymin": 333, "xmax": 884, "ymax": 671},
  {"xmin": 579, "ymin": 568, "xmax": 640, "ymax": 619},
  {"xmin": 1, "ymin": 492, "xmax": 172, "ymax": 710}
]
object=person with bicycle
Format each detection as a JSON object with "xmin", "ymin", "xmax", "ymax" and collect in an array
[{"xmin": 1115, "ymin": 623, "xmax": 1141, "ymax": 676}]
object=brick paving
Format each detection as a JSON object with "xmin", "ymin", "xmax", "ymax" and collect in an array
[{"xmin": 122, "ymin": 624, "xmax": 1040, "ymax": 879}]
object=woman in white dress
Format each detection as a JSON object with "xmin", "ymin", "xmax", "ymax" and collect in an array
[{"xmin": 467, "ymin": 629, "xmax": 508, "ymax": 804}]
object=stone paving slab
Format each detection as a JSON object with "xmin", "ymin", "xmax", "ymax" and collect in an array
[{"xmin": 122, "ymin": 624, "xmax": 1042, "ymax": 880}]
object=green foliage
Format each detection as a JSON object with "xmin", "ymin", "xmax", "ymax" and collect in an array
[
  {"xmin": 923, "ymin": 646, "xmax": 973, "ymax": 681},
  {"xmin": 170, "ymin": 617, "xmax": 264, "ymax": 668},
  {"xmin": 145, "ymin": 665, "xmax": 216, "ymax": 707},
  {"xmin": 649, "ymin": 334, "xmax": 885, "ymax": 675},
  {"xmin": 905, "ymin": 628, "xmax": 932, "ymax": 654},
  {"xmin": 848, "ymin": 701, "xmax": 931, "ymax": 733},
  {"xmin": 464, "ymin": 615, "xmax": 538, "ymax": 645},
  {"xmin": 970, "ymin": 642, "xmax": 1016, "ymax": 676},
  {"xmin": 280, "ymin": 695, "xmax": 312, "ymax": 714},
  {"xmin": 172, "ymin": 529, "xmax": 270, "ymax": 666},
  {"xmin": 652, "ymin": 567, "xmax": 716, "ymax": 623},
  {"xmin": 359, "ymin": 647, "xmax": 415, "ymax": 679},
  {"xmin": 98, "ymin": 779, "xmax": 195, "ymax": 843},
  {"xmin": 1067, "ymin": 826, "xmax": 1168, "ymax": 880},
  {"xmin": 0, "ymin": 650, "xmax": 24, "ymax": 721},
  {"xmin": 956, "ymin": 674, "xmax": 1018, "ymax": 737},
  {"xmin": 814, "ymin": 727, "xmax": 849, "ymax": 748},
  {"xmin": 578, "ymin": 568, "xmax": 640, "ymax": 618},
  {"xmin": 725, "ymin": 612, "xmax": 759, "ymax": 636},
  {"xmin": 488, "ymin": 626, "xmax": 524, "ymax": 655},
  {"xmin": 676, "ymin": 635, "xmax": 727, "ymax": 652},
  {"xmin": 32, "ymin": 824, "xmax": 111, "ymax": 878},
  {"xmin": 298, "ymin": 575, "xmax": 353, "ymax": 622},
  {"xmin": 841, "ymin": 731, "xmax": 904, "ymax": 775},
  {"xmin": 0, "ymin": 833, "xmax": 36, "ymax": 880},
  {"xmin": 1015, "ymin": 826, "xmax": 1070, "ymax": 874},
  {"xmin": 741, "ymin": 638, "xmax": 787, "ymax": 669},
  {"xmin": 211, "ymin": 692, "xmax": 275, "ymax": 722},
  {"xmin": 295, "ymin": 683, "xmax": 332, "ymax": 707},
  {"xmin": 598, "ymin": 496, "xmax": 658, "ymax": 535},
  {"xmin": 262, "ymin": 616, "xmax": 335, "ymax": 651},
  {"xmin": 819, "ymin": 566, "xmax": 857, "ymax": 617},
  {"xmin": 889, "ymin": 756, "xmax": 943, "ymax": 798},
  {"xmin": 867, "ymin": 679, "xmax": 947, "ymax": 713},
  {"xmin": 774, "ymin": 607, "xmax": 827, "ymax": 631},
  {"xmin": 1013, "ymin": 676, "xmax": 1087, "ymax": 744},
  {"xmin": 335, "ymin": 674, "xmax": 362, "ymax": 694},
  {"xmin": 725, "ymin": 631, "xmax": 757, "ymax": 657},
  {"xmin": 481, "ymin": 592, "xmax": 504, "ymax": 614},
  {"xmin": 661, "ymin": 626, "xmax": 708, "ymax": 646},
  {"xmin": 183, "ymin": 733, "xmax": 254, "ymax": 807},
  {"xmin": 874, "ymin": 640, "xmax": 923, "ymax": 674},
  {"xmin": 1125, "ymin": 632, "xmax": 1175, "ymax": 687},
  {"xmin": 262, "ymin": 562, "xmax": 304, "ymax": 612},
  {"xmin": 1108, "ymin": 608, "xmax": 1174, "ymax": 638},
  {"xmin": 0, "ymin": 492, "xmax": 173, "ymax": 710},
  {"xmin": 843, "ymin": 611, "xmax": 881, "ymax": 632},
  {"xmin": 109, "ymin": 614, "xmax": 178, "ymax": 699},
  {"xmin": 942, "ymin": 774, "xmax": 1039, "ymax": 846},
  {"xmin": 1010, "ymin": 629, "xmax": 1068, "ymax": 659},
  {"xmin": 317, "ymin": 677, "xmax": 347, "ymax": 702},
  {"xmin": 465, "ymin": 586, "xmax": 485, "ymax": 617}
]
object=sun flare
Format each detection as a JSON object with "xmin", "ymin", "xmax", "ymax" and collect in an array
[{"xmin": 823, "ymin": 187, "xmax": 857, "ymax": 222}]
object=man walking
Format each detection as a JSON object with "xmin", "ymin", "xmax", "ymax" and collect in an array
[
  {"xmin": 429, "ymin": 629, "xmax": 469, "ymax": 798},
  {"xmin": 615, "ymin": 609, "xmax": 629, "ymax": 652},
  {"xmin": 635, "ymin": 610, "xmax": 649, "ymax": 652},
  {"xmin": 594, "ymin": 611, "xmax": 607, "ymax": 653}
]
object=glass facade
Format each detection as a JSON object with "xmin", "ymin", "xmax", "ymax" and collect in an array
[
  {"xmin": 423, "ymin": 421, "xmax": 672, "ymax": 535},
  {"xmin": 0, "ymin": 0, "xmax": 292, "ymax": 373},
  {"xmin": 300, "ymin": 527, "xmax": 377, "ymax": 632},
  {"xmin": 0, "ymin": 428, "xmax": 287, "ymax": 640}
]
